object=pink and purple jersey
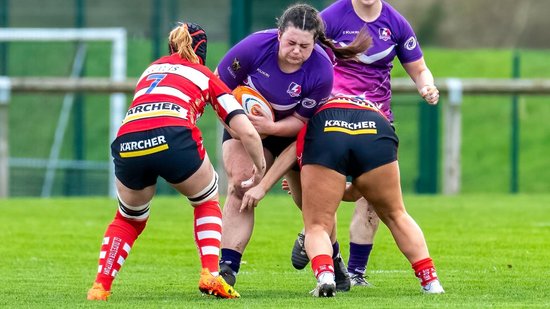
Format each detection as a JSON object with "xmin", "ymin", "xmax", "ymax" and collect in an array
[
  {"xmin": 321, "ymin": 0, "xmax": 423, "ymax": 122},
  {"xmin": 217, "ymin": 30, "xmax": 333, "ymax": 121}
]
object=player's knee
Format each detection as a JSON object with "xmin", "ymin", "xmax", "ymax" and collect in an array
[
  {"xmin": 306, "ymin": 222, "xmax": 330, "ymax": 236},
  {"xmin": 117, "ymin": 195, "xmax": 150, "ymax": 235},
  {"xmin": 226, "ymin": 177, "xmax": 249, "ymax": 199},
  {"xmin": 188, "ymin": 171, "xmax": 218, "ymax": 206},
  {"xmin": 117, "ymin": 196, "xmax": 150, "ymax": 220},
  {"xmin": 377, "ymin": 209, "xmax": 405, "ymax": 225},
  {"xmin": 226, "ymin": 183, "xmax": 244, "ymax": 200}
]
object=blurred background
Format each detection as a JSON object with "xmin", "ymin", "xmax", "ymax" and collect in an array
[
  {"xmin": 1, "ymin": 0, "xmax": 549, "ymax": 197},
  {"xmin": 5, "ymin": 0, "xmax": 549, "ymax": 48}
]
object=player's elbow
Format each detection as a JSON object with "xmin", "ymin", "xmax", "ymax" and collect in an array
[{"xmin": 236, "ymin": 127, "xmax": 261, "ymax": 143}]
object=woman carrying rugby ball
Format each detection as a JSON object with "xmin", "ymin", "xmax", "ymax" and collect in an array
[{"xmin": 215, "ymin": 3, "xmax": 370, "ymax": 290}]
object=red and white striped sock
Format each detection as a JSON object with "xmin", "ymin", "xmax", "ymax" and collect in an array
[
  {"xmin": 311, "ymin": 254, "xmax": 335, "ymax": 281},
  {"xmin": 94, "ymin": 211, "xmax": 147, "ymax": 291},
  {"xmin": 193, "ymin": 200, "xmax": 222, "ymax": 275},
  {"xmin": 412, "ymin": 257, "xmax": 439, "ymax": 287}
]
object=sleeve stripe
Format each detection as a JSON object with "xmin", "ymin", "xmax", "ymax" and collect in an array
[
  {"xmin": 224, "ymin": 109, "xmax": 245, "ymax": 126},
  {"xmin": 217, "ymin": 93, "xmax": 244, "ymax": 114}
]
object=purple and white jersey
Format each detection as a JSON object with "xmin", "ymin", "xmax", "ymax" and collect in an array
[
  {"xmin": 217, "ymin": 29, "xmax": 333, "ymax": 121},
  {"xmin": 321, "ymin": 0, "xmax": 423, "ymax": 122}
]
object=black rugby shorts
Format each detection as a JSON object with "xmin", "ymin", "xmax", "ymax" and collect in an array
[
  {"xmin": 222, "ymin": 129, "xmax": 296, "ymax": 158},
  {"xmin": 301, "ymin": 108, "xmax": 398, "ymax": 179},
  {"xmin": 111, "ymin": 126, "xmax": 204, "ymax": 190}
]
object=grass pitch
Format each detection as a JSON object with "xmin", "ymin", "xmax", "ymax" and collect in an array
[{"xmin": 1, "ymin": 194, "xmax": 549, "ymax": 308}]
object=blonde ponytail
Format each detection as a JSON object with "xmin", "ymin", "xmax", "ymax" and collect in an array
[{"xmin": 168, "ymin": 24, "xmax": 200, "ymax": 64}]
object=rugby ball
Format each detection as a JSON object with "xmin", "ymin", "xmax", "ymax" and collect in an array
[{"xmin": 232, "ymin": 85, "xmax": 275, "ymax": 121}]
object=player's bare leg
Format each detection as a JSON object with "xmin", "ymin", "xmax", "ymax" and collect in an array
[
  {"xmin": 301, "ymin": 164, "xmax": 347, "ymax": 297},
  {"xmin": 353, "ymin": 161, "xmax": 444, "ymax": 294},
  {"xmin": 287, "ymin": 169, "xmax": 350, "ymax": 291},
  {"xmin": 219, "ymin": 139, "xmax": 274, "ymax": 286}
]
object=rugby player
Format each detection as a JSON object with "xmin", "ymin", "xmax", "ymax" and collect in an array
[
  {"xmin": 86, "ymin": 22, "xmax": 265, "ymax": 301},
  {"xmin": 215, "ymin": 3, "xmax": 371, "ymax": 291},
  {"xmin": 242, "ymin": 97, "xmax": 444, "ymax": 297},
  {"xmin": 291, "ymin": 0, "xmax": 440, "ymax": 287}
]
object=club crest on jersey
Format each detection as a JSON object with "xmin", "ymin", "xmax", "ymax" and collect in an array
[
  {"xmin": 287, "ymin": 82, "xmax": 302, "ymax": 97},
  {"xmin": 379, "ymin": 28, "xmax": 392, "ymax": 41},
  {"xmin": 405, "ymin": 37, "xmax": 417, "ymax": 50},
  {"xmin": 231, "ymin": 58, "xmax": 241, "ymax": 72}
]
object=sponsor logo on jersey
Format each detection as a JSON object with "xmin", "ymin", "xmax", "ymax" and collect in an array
[
  {"xmin": 324, "ymin": 119, "xmax": 378, "ymax": 135},
  {"xmin": 225, "ymin": 66, "xmax": 237, "ymax": 78},
  {"xmin": 256, "ymin": 68, "xmax": 270, "ymax": 78},
  {"xmin": 122, "ymin": 102, "xmax": 189, "ymax": 124},
  {"xmin": 379, "ymin": 28, "xmax": 392, "ymax": 41},
  {"xmin": 119, "ymin": 135, "xmax": 169, "ymax": 157},
  {"xmin": 404, "ymin": 36, "xmax": 417, "ymax": 50},
  {"xmin": 301, "ymin": 97, "xmax": 317, "ymax": 109},
  {"xmin": 287, "ymin": 82, "xmax": 302, "ymax": 97},
  {"xmin": 142, "ymin": 64, "xmax": 183, "ymax": 76},
  {"xmin": 343, "ymin": 30, "xmax": 360, "ymax": 35}
]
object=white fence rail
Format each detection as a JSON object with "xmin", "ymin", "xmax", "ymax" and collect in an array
[
  {"xmin": 6, "ymin": 77, "xmax": 550, "ymax": 94},
  {"xmin": 0, "ymin": 28, "xmax": 127, "ymax": 198},
  {"xmin": 2, "ymin": 77, "xmax": 550, "ymax": 197}
]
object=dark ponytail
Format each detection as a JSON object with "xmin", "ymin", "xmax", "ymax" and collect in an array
[{"xmin": 319, "ymin": 26, "xmax": 372, "ymax": 60}]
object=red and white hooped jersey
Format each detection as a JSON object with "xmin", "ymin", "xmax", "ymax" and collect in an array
[{"xmin": 117, "ymin": 54, "xmax": 244, "ymax": 137}]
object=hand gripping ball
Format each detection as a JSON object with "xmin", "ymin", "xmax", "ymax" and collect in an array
[{"xmin": 232, "ymin": 85, "xmax": 275, "ymax": 121}]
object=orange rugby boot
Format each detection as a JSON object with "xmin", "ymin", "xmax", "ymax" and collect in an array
[
  {"xmin": 198, "ymin": 268, "xmax": 240, "ymax": 299},
  {"xmin": 87, "ymin": 282, "xmax": 111, "ymax": 301}
]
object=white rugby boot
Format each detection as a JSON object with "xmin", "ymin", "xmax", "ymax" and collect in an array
[
  {"xmin": 310, "ymin": 272, "xmax": 336, "ymax": 297},
  {"xmin": 421, "ymin": 279, "xmax": 445, "ymax": 294}
]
